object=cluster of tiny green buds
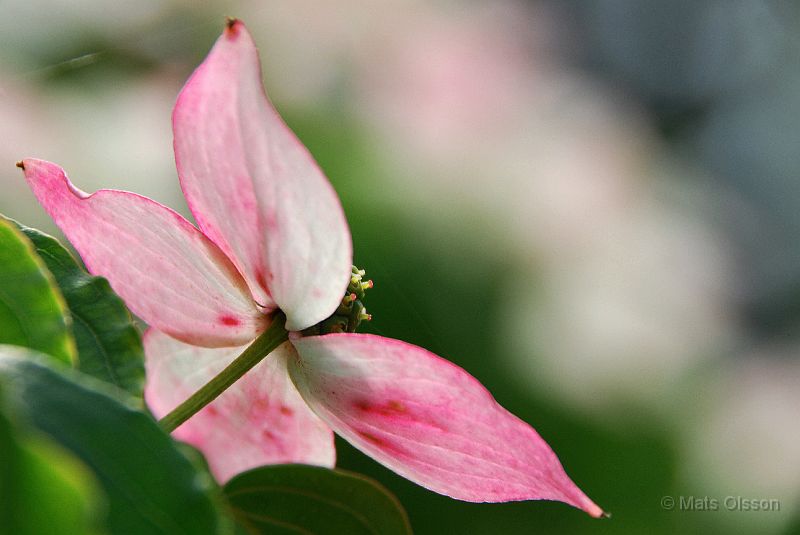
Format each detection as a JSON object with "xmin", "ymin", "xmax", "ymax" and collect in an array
[
  {"xmin": 348, "ymin": 267, "xmax": 374, "ymax": 302},
  {"xmin": 305, "ymin": 266, "xmax": 373, "ymax": 335}
]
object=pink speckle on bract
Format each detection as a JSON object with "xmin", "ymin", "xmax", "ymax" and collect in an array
[{"xmin": 219, "ymin": 315, "xmax": 241, "ymax": 327}]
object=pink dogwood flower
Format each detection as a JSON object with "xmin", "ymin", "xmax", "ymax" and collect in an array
[{"xmin": 19, "ymin": 19, "xmax": 602, "ymax": 516}]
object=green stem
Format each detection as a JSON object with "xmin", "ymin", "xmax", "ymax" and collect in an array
[{"xmin": 159, "ymin": 313, "xmax": 289, "ymax": 433}]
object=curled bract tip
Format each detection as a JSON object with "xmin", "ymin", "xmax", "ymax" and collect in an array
[
  {"xmin": 15, "ymin": 160, "xmax": 25, "ymax": 170},
  {"xmin": 224, "ymin": 17, "xmax": 240, "ymax": 35}
]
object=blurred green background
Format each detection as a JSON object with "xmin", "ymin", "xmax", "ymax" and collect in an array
[{"xmin": 2, "ymin": 1, "xmax": 799, "ymax": 533}]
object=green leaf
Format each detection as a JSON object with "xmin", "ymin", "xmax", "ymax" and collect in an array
[
  {"xmin": 0, "ymin": 379, "xmax": 105, "ymax": 535},
  {"xmin": 0, "ymin": 345, "xmax": 221, "ymax": 535},
  {"xmin": 0, "ymin": 218, "xmax": 75, "ymax": 364},
  {"xmin": 13, "ymin": 220, "xmax": 145, "ymax": 396},
  {"xmin": 223, "ymin": 464, "xmax": 412, "ymax": 535},
  {"xmin": 16, "ymin": 438, "xmax": 107, "ymax": 535}
]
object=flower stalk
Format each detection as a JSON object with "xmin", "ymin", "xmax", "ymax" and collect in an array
[{"xmin": 159, "ymin": 313, "xmax": 288, "ymax": 432}]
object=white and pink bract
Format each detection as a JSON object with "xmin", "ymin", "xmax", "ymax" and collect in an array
[{"xmin": 19, "ymin": 19, "xmax": 602, "ymax": 516}]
